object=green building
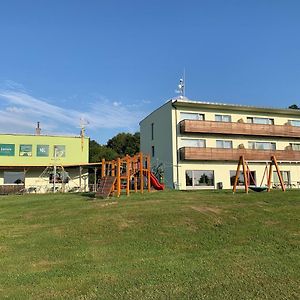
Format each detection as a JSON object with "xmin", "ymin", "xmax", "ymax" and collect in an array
[{"xmin": 0, "ymin": 133, "xmax": 90, "ymax": 193}]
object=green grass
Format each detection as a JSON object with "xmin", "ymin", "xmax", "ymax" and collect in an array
[{"xmin": 0, "ymin": 190, "xmax": 299, "ymax": 299}]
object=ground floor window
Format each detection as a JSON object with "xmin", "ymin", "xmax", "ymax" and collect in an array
[
  {"xmin": 186, "ymin": 170, "xmax": 214, "ymax": 187},
  {"xmin": 4, "ymin": 171, "xmax": 24, "ymax": 184},
  {"xmin": 273, "ymin": 171, "xmax": 290, "ymax": 185},
  {"xmin": 230, "ymin": 170, "xmax": 256, "ymax": 186}
]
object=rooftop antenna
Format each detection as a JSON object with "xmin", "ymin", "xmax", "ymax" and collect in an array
[
  {"xmin": 176, "ymin": 69, "xmax": 186, "ymax": 99},
  {"xmin": 79, "ymin": 118, "xmax": 89, "ymax": 151}
]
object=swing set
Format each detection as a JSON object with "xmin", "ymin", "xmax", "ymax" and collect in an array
[{"xmin": 233, "ymin": 155, "xmax": 286, "ymax": 193}]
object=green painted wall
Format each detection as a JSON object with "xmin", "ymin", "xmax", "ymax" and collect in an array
[{"xmin": 0, "ymin": 134, "xmax": 89, "ymax": 166}]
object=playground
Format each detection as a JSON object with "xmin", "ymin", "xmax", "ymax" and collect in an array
[{"xmin": 0, "ymin": 190, "xmax": 299, "ymax": 299}]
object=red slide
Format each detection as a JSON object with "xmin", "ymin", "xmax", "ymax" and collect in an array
[{"xmin": 149, "ymin": 172, "xmax": 164, "ymax": 190}]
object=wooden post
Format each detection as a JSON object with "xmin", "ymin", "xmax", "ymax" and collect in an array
[
  {"xmin": 134, "ymin": 156, "xmax": 138, "ymax": 193},
  {"xmin": 139, "ymin": 152, "xmax": 144, "ymax": 193},
  {"xmin": 241, "ymin": 156, "xmax": 249, "ymax": 193},
  {"xmin": 101, "ymin": 159, "xmax": 105, "ymax": 178},
  {"xmin": 147, "ymin": 154, "xmax": 151, "ymax": 192},
  {"xmin": 233, "ymin": 156, "xmax": 242, "ymax": 193},
  {"xmin": 111, "ymin": 160, "xmax": 115, "ymax": 177},
  {"xmin": 272, "ymin": 156, "xmax": 286, "ymax": 192},
  {"xmin": 117, "ymin": 158, "xmax": 121, "ymax": 197},
  {"xmin": 267, "ymin": 161, "xmax": 273, "ymax": 192},
  {"xmin": 126, "ymin": 155, "xmax": 130, "ymax": 196}
]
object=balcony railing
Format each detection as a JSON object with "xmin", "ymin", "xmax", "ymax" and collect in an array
[
  {"xmin": 179, "ymin": 147, "xmax": 300, "ymax": 161},
  {"xmin": 180, "ymin": 120, "xmax": 300, "ymax": 138}
]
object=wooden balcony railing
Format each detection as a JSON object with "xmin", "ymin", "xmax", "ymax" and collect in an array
[
  {"xmin": 180, "ymin": 120, "xmax": 300, "ymax": 138},
  {"xmin": 179, "ymin": 147, "xmax": 300, "ymax": 161}
]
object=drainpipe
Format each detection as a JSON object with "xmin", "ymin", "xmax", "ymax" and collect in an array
[{"xmin": 172, "ymin": 101, "xmax": 180, "ymax": 189}]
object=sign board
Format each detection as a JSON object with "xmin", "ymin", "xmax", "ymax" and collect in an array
[
  {"xmin": 0, "ymin": 144, "xmax": 15, "ymax": 156},
  {"xmin": 19, "ymin": 144, "xmax": 32, "ymax": 156},
  {"xmin": 37, "ymin": 145, "xmax": 49, "ymax": 157},
  {"xmin": 54, "ymin": 145, "xmax": 66, "ymax": 157}
]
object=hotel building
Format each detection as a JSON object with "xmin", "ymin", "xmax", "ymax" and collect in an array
[{"xmin": 140, "ymin": 98, "xmax": 300, "ymax": 190}]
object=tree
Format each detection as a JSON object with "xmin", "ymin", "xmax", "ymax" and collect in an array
[
  {"xmin": 89, "ymin": 140, "xmax": 118, "ymax": 162},
  {"xmin": 107, "ymin": 132, "xmax": 140, "ymax": 157},
  {"xmin": 288, "ymin": 104, "xmax": 300, "ymax": 109}
]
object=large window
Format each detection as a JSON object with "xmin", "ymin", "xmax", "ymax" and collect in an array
[
  {"xmin": 215, "ymin": 114, "xmax": 231, "ymax": 122},
  {"xmin": 181, "ymin": 139, "xmax": 206, "ymax": 148},
  {"xmin": 248, "ymin": 142, "xmax": 276, "ymax": 150},
  {"xmin": 4, "ymin": 171, "xmax": 24, "ymax": 184},
  {"xmin": 186, "ymin": 170, "xmax": 214, "ymax": 187},
  {"xmin": 230, "ymin": 170, "xmax": 256, "ymax": 186},
  {"xmin": 180, "ymin": 112, "xmax": 205, "ymax": 121},
  {"xmin": 216, "ymin": 140, "xmax": 233, "ymax": 149},
  {"xmin": 247, "ymin": 117, "xmax": 274, "ymax": 125},
  {"xmin": 288, "ymin": 120, "xmax": 300, "ymax": 127},
  {"xmin": 290, "ymin": 143, "xmax": 300, "ymax": 151}
]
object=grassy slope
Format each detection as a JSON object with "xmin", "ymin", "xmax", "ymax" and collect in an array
[{"xmin": 0, "ymin": 190, "xmax": 299, "ymax": 299}]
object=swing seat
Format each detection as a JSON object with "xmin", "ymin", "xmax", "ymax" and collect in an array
[{"xmin": 249, "ymin": 186, "xmax": 268, "ymax": 192}]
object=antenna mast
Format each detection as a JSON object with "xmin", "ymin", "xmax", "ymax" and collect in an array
[
  {"xmin": 176, "ymin": 69, "xmax": 186, "ymax": 99},
  {"xmin": 80, "ymin": 118, "xmax": 89, "ymax": 152}
]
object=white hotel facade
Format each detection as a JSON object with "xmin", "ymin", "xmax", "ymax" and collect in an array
[{"xmin": 140, "ymin": 98, "xmax": 300, "ymax": 190}]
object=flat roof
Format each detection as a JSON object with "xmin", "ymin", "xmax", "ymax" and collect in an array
[
  {"xmin": 0, "ymin": 133, "xmax": 89, "ymax": 139},
  {"xmin": 140, "ymin": 97, "xmax": 300, "ymax": 124},
  {"xmin": 172, "ymin": 98, "xmax": 300, "ymax": 116},
  {"xmin": 0, "ymin": 162, "xmax": 102, "ymax": 169}
]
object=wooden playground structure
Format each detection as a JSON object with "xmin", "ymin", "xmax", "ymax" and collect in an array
[
  {"xmin": 96, "ymin": 152, "xmax": 164, "ymax": 198},
  {"xmin": 233, "ymin": 155, "xmax": 286, "ymax": 193}
]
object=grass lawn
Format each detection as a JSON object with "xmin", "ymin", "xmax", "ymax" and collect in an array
[{"xmin": 0, "ymin": 189, "xmax": 299, "ymax": 299}]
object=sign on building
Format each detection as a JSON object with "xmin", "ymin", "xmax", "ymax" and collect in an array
[
  {"xmin": 0, "ymin": 144, "xmax": 15, "ymax": 156},
  {"xmin": 19, "ymin": 144, "xmax": 32, "ymax": 156},
  {"xmin": 37, "ymin": 145, "xmax": 49, "ymax": 157}
]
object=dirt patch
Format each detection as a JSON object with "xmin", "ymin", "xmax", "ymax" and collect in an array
[
  {"xmin": 264, "ymin": 220, "xmax": 280, "ymax": 226},
  {"xmin": 190, "ymin": 206, "xmax": 222, "ymax": 215},
  {"xmin": 31, "ymin": 259, "xmax": 58, "ymax": 271}
]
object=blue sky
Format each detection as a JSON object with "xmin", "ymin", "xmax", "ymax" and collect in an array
[{"xmin": 0, "ymin": 0, "xmax": 300, "ymax": 143}]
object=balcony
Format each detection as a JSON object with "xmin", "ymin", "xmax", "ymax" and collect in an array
[
  {"xmin": 180, "ymin": 120, "xmax": 300, "ymax": 138},
  {"xmin": 179, "ymin": 147, "xmax": 300, "ymax": 161}
]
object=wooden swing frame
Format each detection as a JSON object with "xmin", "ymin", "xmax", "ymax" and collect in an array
[{"xmin": 233, "ymin": 155, "xmax": 286, "ymax": 193}]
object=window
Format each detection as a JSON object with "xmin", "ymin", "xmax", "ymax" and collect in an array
[
  {"xmin": 0, "ymin": 144, "xmax": 15, "ymax": 156},
  {"xmin": 186, "ymin": 170, "xmax": 214, "ymax": 187},
  {"xmin": 247, "ymin": 117, "xmax": 274, "ymax": 125},
  {"xmin": 19, "ymin": 144, "xmax": 32, "ymax": 157},
  {"xmin": 248, "ymin": 142, "xmax": 276, "ymax": 150},
  {"xmin": 4, "ymin": 171, "xmax": 24, "ymax": 184},
  {"xmin": 180, "ymin": 112, "xmax": 205, "ymax": 121},
  {"xmin": 230, "ymin": 170, "xmax": 256, "ymax": 186},
  {"xmin": 288, "ymin": 120, "xmax": 300, "ymax": 127},
  {"xmin": 151, "ymin": 146, "xmax": 155, "ymax": 157},
  {"xmin": 151, "ymin": 123, "xmax": 154, "ymax": 140},
  {"xmin": 181, "ymin": 139, "xmax": 206, "ymax": 147},
  {"xmin": 290, "ymin": 143, "xmax": 300, "ymax": 151},
  {"xmin": 54, "ymin": 145, "xmax": 66, "ymax": 157},
  {"xmin": 37, "ymin": 145, "xmax": 49, "ymax": 157},
  {"xmin": 215, "ymin": 114, "xmax": 231, "ymax": 122},
  {"xmin": 273, "ymin": 171, "xmax": 290, "ymax": 185},
  {"xmin": 216, "ymin": 140, "xmax": 233, "ymax": 149}
]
